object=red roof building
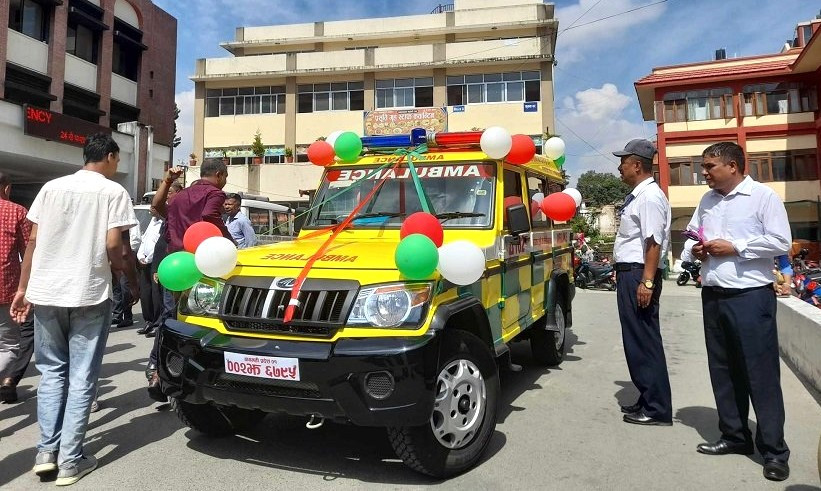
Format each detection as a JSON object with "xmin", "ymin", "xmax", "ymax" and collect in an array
[{"xmin": 635, "ymin": 15, "xmax": 821, "ymax": 258}]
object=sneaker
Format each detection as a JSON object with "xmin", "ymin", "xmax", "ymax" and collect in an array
[
  {"xmin": 32, "ymin": 450, "xmax": 58, "ymax": 475},
  {"xmin": 56, "ymin": 455, "xmax": 97, "ymax": 486},
  {"xmin": 90, "ymin": 400, "xmax": 100, "ymax": 413}
]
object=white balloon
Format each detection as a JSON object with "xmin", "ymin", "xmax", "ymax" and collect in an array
[
  {"xmin": 480, "ymin": 126, "xmax": 513, "ymax": 159},
  {"xmin": 437, "ymin": 240, "xmax": 486, "ymax": 286},
  {"xmin": 195, "ymin": 237, "xmax": 239, "ymax": 278},
  {"xmin": 562, "ymin": 188, "xmax": 583, "ymax": 207},
  {"xmin": 543, "ymin": 136, "xmax": 566, "ymax": 160},
  {"xmin": 326, "ymin": 130, "xmax": 344, "ymax": 148},
  {"xmin": 531, "ymin": 192, "xmax": 545, "ymax": 205}
]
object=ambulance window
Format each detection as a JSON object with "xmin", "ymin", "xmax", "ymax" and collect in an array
[
  {"xmin": 247, "ymin": 208, "xmax": 271, "ymax": 234},
  {"xmin": 527, "ymin": 174, "xmax": 551, "ymax": 229},
  {"xmin": 503, "ymin": 169, "xmax": 523, "ymax": 199}
]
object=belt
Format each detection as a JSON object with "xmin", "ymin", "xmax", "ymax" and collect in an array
[
  {"xmin": 703, "ymin": 284, "xmax": 773, "ymax": 296},
  {"xmin": 614, "ymin": 262, "xmax": 644, "ymax": 272}
]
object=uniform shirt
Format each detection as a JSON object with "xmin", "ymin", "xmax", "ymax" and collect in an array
[
  {"xmin": 685, "ymin": 176, "xmax": 791, "ymax": 289},
  {"xmin": 137, "ymin": 217, "xmax": 164, "ymax": 264},
  {"xmin": 26, "ymin": 170, "xmax": 137, "ymax": 307},
  {"xmin": 0, "ymin": 199, "xmax": 32, "ymax": 304},
  {"xmin": 166, "ymin": 180, "xmax": 232, "ymax": 253},
  {"xmin": 224, "ymin": 211, "xmax": 258, "ymax": 249},
  {"xmin": 613, "ymin": 177, "xmax": 671, "ymax": 268}
]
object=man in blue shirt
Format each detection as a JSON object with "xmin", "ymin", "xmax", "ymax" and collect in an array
[{"xmin": 223, "ymin": 193, "xmax": 258, "ymax": 249}]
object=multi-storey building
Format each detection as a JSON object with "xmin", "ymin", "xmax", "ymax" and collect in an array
[
  {"xmin": 1, "ymin": 0, "xmax": 177, "ymax": 205},
  {"xmin": 635, "ymin": 14, "xmax": 821, "ymax": 258},
  {"xmin": 191, "ymin": 0, "xmax": 557, "ymax": 203}
]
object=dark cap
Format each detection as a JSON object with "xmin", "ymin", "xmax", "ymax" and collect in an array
[{"xmin": 613, "ymin": 139, "xmax": 657, "ymax": 160}]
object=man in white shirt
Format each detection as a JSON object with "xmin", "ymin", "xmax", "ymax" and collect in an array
[
  {"xmin": 686, "ymin": 142, "xmax": 791, "ymax": 482},
  {"xmin": 135, "ymin": 207, "xmax": 164, "ymax": 336},
  {"xmin": 10, "ymin": 133, "xmax": 139, "ymax": 486},
  {"xmin": 612, "ymin": 139, "xmax": 673, "ymax": 426}
]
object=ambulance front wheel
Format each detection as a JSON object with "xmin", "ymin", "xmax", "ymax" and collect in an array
[
  {"xmin": 387, "ymin": 330, "xmax": 499, "ymax": 478},
  {"xmin": 531, "ymin": 293, "xmax": 567, "ymax": 366},
  {"xmin": 172, "ymin": 398, "xmax": 266, "ymax": 437}
]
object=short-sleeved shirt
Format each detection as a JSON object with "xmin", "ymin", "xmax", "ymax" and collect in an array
[
  {"xmin": 0, "ymin": 199, "xmax": 32, "ymax": 304},
  {"xmin": 613, "ymin": 177, "xmax": 671, "ymax": 268},
  {"xmin": 224, "ymin": 211, "xmax": 258, "ymax": 249},
  {"xmin": 166, "ymin": 180, "xmax": 232, "ymax": 253},
  {"xmin": 26, "ymin": 170, "xmax": 137, "ymax": 307}
]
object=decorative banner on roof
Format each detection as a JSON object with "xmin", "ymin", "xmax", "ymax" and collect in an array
[{"xmin": 364, "ymin": 107, "xmax": 447, "ymax": 136}]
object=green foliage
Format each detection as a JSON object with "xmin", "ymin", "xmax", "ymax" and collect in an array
[
  {"xmin": 284, "ymin": 147, "xmax": 293, "ymax": 157},
  {"xmin": 569, "ymin": 213, "xmax": 599, "ymax": 240},
  {"xmin": 172, "ymin": 103, "xmax": 181, "ymax": 148},
  {"xmin": 251, "ymin": 130, "xmax": 265, "ymax": 157},
  {"xmin": 576, "ymin": 171, "xmax": 630, "ymax": 208}
]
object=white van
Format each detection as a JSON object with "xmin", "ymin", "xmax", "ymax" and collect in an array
[{"xmin": 241, "ymin": 199, "xmax": 294, "ymax": 243}]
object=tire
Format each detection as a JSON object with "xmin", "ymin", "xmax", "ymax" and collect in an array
[
  {"xmin": 606, "ymin": 277, "xmax": 617, "ymax": 291},
  {"xmin": 531, "ymin": 293, "xmax": 566, "ymax": 366},
  {"xmin": 676, "ymin": 272, "xmax": 689, "ymax": 286},
  {"xmin": 387, "ymin": 330, "xmax": 499, "ymax": 478},
  {"xmin": 172, "ymin": 398, "xmax": 266, "ymax": 437}
]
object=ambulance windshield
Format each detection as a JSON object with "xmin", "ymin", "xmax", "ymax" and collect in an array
[{"xmin": 305, "ymin": 162, "xmax": 496, "ymax": 228}]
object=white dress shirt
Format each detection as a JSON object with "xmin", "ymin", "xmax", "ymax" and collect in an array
[
  {"xmin": 137, "ymin": 217, "xmax": 164, "ymax": 264},
  {"xmin": 685, "ymin": 176, "xmax": 791, "ymax": 288},
  {"xmin": 613, "ymin": 177, "xmax": 671, "ymax": 269}
]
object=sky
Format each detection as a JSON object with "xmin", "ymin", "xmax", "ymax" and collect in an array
[{"xmin": 153, "ymin": 0, "xmax": 820, "ymax": 183}]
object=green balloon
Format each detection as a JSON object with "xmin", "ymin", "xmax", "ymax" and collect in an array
[
  {"xmin": 334, "ymin": 131, "xmax": 363, "ymax": 162},
  {"xmin": 158, "ymin": 251, "xmax": 202, "ymax": 291},
  {"xmin": 555, "ymin": 155, "xmax": 566, "ymax": 167},
  {"xmin": 395, "ymin": 234, "xmax": 439, "ymax": 280}
]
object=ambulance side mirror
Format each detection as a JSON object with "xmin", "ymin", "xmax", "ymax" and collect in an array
[{"xmin": 507, "ymin": 204, "xmax": 530, "ymax": 236}]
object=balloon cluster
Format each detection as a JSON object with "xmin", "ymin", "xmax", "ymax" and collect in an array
[
  {"xmin": 394, "ymin": 212, "xmax": 485, "ymax": 285},
  {"xmin": 157, "ymin": 222, "xmax": 238, "ymax": 291},
  {"xmin": 530, "ymin": 187, "xmax": 584, "ymax": 222},
  {"xmin": 307, "ymin": 130, "xmax": 363, "ymax": 166},
  {"xmin": 479, "ymin": 127, "xmax": 537, "ymax": 165}
]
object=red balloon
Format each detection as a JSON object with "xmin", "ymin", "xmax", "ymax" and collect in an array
[
  {"xmin": 326, "ymin": 170, "xmax": 341, "ymax": 182},
  {"xmin": 183, "ymin": 221, "xmax": 222, "ymax": 253},
  {"xmin": 307, "ymin": 140, "xmax": 335, "ymax": 166},
  {"xmin": 400, "ymin": 212, "xmax": 443, "ymax": 248},
  {"xmin": 506, "ymin": 134, "xmax": 536, "ymax": 165},
  {"xmin": 540, "ymin": 193, "xmax": 577, "ymax": 222}
]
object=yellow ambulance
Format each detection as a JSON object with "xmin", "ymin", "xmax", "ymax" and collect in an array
[{"xmin": 158, "ymin": 131, "xmax": 575, "ymax": 477}]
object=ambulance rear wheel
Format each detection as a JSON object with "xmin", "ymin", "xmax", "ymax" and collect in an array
[{"xmin": 387, "ymin": 330, "xmax": 499, "ymax": 478}]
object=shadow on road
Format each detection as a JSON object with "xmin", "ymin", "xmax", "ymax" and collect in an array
[{"xmin": 675, "ymin": 406, "xmax": 764, "ymax": 464}]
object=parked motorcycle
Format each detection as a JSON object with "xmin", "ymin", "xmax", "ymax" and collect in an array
[
  {"xmin": 677, "ymin": 260, "xmax": 702, "ymax": 287},
  {"xmin": 574, "ymin": 259, "xmax": 616, "ymax": 290}
]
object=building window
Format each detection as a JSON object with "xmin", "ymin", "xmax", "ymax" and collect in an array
[
  {"xmin": 206, "ymin": 86, "xmax": 286, "ymax": 117},
  {"xmin": 67, "ymin": 22, "xmax": 99, "ymax": 63},
  {"xmin": 661, "ymin": 88, "xmax": 733, "ymax": 123},
  {"xmin": 668, "ymin": 157, "xmax": 707, "ymax": 186},
  {"xmin": 747, "ymin": 150, "xmax": 818, "ymax": 182},
  {"xmin": 446, "ymin": 71, "xmax": 540, "ymax": 106},
  {"xmin": 298, "ymin": 81, "xmax": 364, "ymax": 113},
  {"xmin": 742, "ymin": 83, "xmax": 818, "ymax": 116},
  {"xmin": 375, "ymin": 78, "xmax": 433, "ymax": 109},
  {"xmin": 112, "ymin": 19, "xmax": 143, "ymax": 82},
  {"xmin": 9, "ymin": 0, "xmax": 49, "ymax": 41}
]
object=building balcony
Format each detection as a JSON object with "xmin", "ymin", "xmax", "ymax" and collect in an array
[
  {"xmin": 64, "ymin": 54, "xmax": 98, "ymax": 93},
  {"xmin": 195, "ymin": 38, "xmax": 549, "ymax": 80},
  {"xmin": 111, "ymin": 73, "xmax": 138, "ymax": 106},
  {"xmin": 6, "ymin": 29, "xmax": 49, "ymax": 74}
]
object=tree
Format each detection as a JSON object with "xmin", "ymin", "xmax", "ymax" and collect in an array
[
  {"xmin": 575, "ymin": 171, "xmax": 631, "ymax": 208},
  {"xmin": 172, "ymin": 103, "xmax": 181, "ymax": 148}
]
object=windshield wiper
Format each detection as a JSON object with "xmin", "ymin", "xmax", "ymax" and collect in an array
[
  {"xmin": 352, "ymin": 212, "xmax": 405, "ymax": 219},
  {"xmin": 435, "ymin": 212, "xmax": 486, "ymax": 222}
]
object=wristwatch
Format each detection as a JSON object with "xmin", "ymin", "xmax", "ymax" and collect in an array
[{"xmin": 643, "ymin": 279, "xmax": 654, "ymax": 289}]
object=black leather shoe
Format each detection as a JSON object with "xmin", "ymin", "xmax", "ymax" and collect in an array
[
  {"xmin": 696, "ymin": 440, "xmax": 754, "ymax": 456},
  {"xmin": 145, "ymin": 329, "xmax": 157, "ymax": 338},
  {"xmin": 763, "ymin": 459, "xmax": 789, "ymax": 481},
  {"xmin": 620, "ymin": 402, "xmax": 641, "ymax": 414},
  {"xmin": 622, "ymin": 411, "xmax": 672, "ymax": 426},
  {"xmin": 136, "ymin": 323, "xmax": 152, "ymax": 335}
]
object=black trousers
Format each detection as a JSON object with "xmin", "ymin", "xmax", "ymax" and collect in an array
[
  {"xmin": 616, "ymin": 267, "xmax": 672, "ymax": 422},
  {"xmin": 702, "ymin": 285, "xmax": 789, "ymax": 460},
  {"xmin": 137, "ymin": 264, "xmax": 162, "ymax": 325},
  {"xmin": 111, "ymin": 272, "xmax": 132, "ymax": 322},
  {"xmin": 6, "ymin": 317, "xmax": 33, "ymax": 385}
]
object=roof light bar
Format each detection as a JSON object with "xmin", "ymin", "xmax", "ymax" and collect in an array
[{"xmin": 360, "ymin": 128, "xmax": 483, "ymax": 150}]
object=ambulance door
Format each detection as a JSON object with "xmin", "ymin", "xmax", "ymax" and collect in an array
[
  {"xmin": 500, "ymin": 168, "xmax": 532, "ymax": 338},
  {"xmin": 527, "ymin": 174, "xmax": 552, "ymax": 320}
]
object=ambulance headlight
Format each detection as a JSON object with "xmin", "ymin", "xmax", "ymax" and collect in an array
[
  {"xmin": 181, "ymin": 278, "xmax": 224, "ymax": 316},
  {"xmin": 347, "ymin": 283, "xmax": 433, "ymax": 328}
]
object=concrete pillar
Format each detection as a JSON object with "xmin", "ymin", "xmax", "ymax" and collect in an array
[
  {"xmin": 48, "ymin": 3, "xmax": 69, "ymax": 112},
  {"xmin": 363, "ymin": 72, "xmax": 375, "ymax": 111},
  {"xmin": 0, "ymin": 6, "xmax": 9, "ymax": 96},
  {"xmin": 433, "ymin": 68, "xmax": 446, "ymax": 107},
  {"xmin": 540, "ymin": 60, "xmax": 555, "ymax": 139},
  {"xmin": 285, "ymin": 76, "xmax": 296, "ymax": 153},
  {"xmin": 193, "ymin": 80, "xmax": 205, "ymax": 161}
]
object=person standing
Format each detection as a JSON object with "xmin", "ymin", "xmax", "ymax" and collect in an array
[
  {"xmin": 135, "ymin": 207, "xmax": 164, "ymax": 336},
  {"xmin": 0, "ymin": 172, "xmax": 32, "ymax": 403},
  {"xmin": 111, "ymin": 224, "xmax": 140, "ymax": 328},
  {"xmin": 223, "ymin": 193, "xmax": 258, "ymax": 249},
  {"xmin": 10, "ymin": 133, "xmax": 139, "ymax": 486},
  {"xmin": 612, "ymin": 139, "xmax": 673, "ymax": 426},
  {"xmin": 686, "ymin": 142, "xmax": 791, "ymax": 482}
]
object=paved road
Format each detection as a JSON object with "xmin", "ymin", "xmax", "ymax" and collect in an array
[{"xmin": 2, "ymin": 282, "xmax": 820, "ymax": 489}]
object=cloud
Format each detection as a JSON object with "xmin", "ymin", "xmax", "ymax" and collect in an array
[
  {"xmin": 173, "ymin": 89, "xmax": 195, "ymax": 164},
  {"xmin": 563, "ymin": 83, "xmax": 631, "ymax": 121}
]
